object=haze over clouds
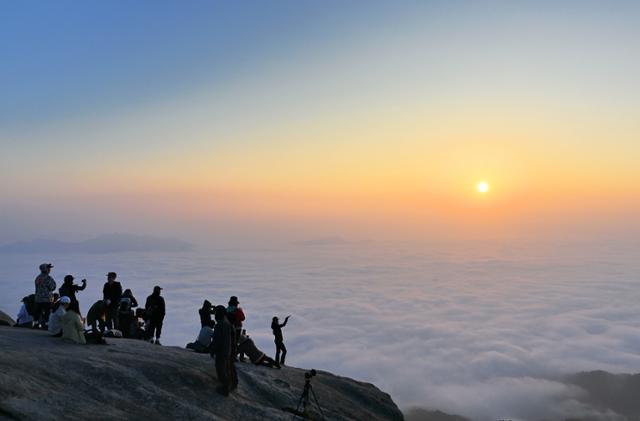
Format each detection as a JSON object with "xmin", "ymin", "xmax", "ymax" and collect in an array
[{"xmin": 2, "ymin": 1, "xmax": 640, "ymax": 420}]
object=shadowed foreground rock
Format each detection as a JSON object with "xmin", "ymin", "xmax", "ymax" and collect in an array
[{"xmin": 0, "ymin": 326, "xmax": 403, "ymax": 421}]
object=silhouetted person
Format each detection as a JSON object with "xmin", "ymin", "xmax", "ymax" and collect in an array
[
  {"xmin": 145, "ymin": 286, "xmax": 165, "ymax": 345},
  {"xmin": 199, "ymin": 300, "xmax": 215, "ymax": 328},
  {"xmin": 237, "ymin": 333, "xmax": 280, "ymax": 368},
  {"xmin": 34, "ymin": 263, "xmax": 56, "ymax": 329},
  {"xmin": 118, "ymin": 296, "xmax": 135, "ymax": 338},
  {"xmin": 210, "ymin": 305, "xmax": 237, "ymax": 396},
  {"xmin": 272, "ymin": 315, "xmax": 290, "ymax": 366},
  {"xmin": 122, "ymin": 289, "xmax": 138, "ymax": 308},
  {"xmin": 226, "ymin": 296, "xmax": 245, "ymax": 353},
  {"xmin": 187, "ymin": 325, "xmax": 215, "ymax": 353},
  {"xmin": 59, "ymin": 275, "xmax": 86, "ymax": 308},
  {"xmin": 103, "ymin": 272, "xmax": 122, "ymax": 330},
  {"xmin": 87, "ymin": 300, "xmax": 108, "ymax": 333}
]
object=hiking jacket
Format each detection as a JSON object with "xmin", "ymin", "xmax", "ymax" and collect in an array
[
  {"xmin": 226, "ymin": 306, "xmax": 245, "ymax": 328},
  {"xmin": 34, "ymin": 273, "xmax": 57, "ymax": 303},
  {"xmin": 103, "ymin": 281, "xmax": 123, "ymax": 308},
  {"xmin": 62, "ymin": 311, "xmax": 86, "ymax": 344},
  {"xmin": 272, "ymin": 318, "xmax": 288, "ymax": 342},
  {"xmin": 145, "ymin": 293, "xmax": 166, "ymax": 320},
  {"xmin": 48, "ymin": 306, "xmax": 66, "ymax": 335}
]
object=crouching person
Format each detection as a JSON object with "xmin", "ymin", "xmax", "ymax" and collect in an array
[
  {"xmin": 210, "ymin": 305, "xmax": 237, "ymax": 396},
  {"xmin": 87, "ymin": 300, "xmax": 108, "ymax": 333},
  {"xmin": 237, "ymin": 333, "xmax": 281, "ymax": 368},
  {"xmin": 48, "ymin": 296, "xmax": 71, "ymax": 337}
]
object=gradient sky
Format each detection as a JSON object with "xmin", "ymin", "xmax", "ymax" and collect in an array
[{"xmin": 1, "ymin": 1, "xmax": 639, "ymax": 244}]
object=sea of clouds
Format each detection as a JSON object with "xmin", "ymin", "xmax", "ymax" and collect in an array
[{"xmin": 1, "ymin": 240, "xmax": 639, "ymax": 420}]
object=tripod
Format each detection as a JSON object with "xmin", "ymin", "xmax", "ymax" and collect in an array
[{"xmin": 290, "ymin": 377, "xmax": 326, "ymax": 421}]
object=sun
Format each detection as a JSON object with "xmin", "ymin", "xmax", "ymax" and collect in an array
[{"xmin": 477, "ymin": 181, "xmax": 490, "ymax": 194}]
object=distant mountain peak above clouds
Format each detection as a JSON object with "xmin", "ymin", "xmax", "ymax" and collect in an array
[{"xmin": 0, "ymin": 233, "xmax": 194, "ymax": 254}]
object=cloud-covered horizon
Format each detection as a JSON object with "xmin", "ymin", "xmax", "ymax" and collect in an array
[{"xmin": 1, "ymin": 240, "xmax": 639, "ymax": 420}]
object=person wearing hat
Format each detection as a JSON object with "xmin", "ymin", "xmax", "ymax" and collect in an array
[
  {"xmin": 34, "ymin": 263, "xmax": 56, "ymax": 329},
  {"xmin": 48, "ymin": 296, "xmax": 71, "ymax": 337},
  {"xmin": 226, "ymin": 296, "xmax": 245, "ymax": 352},
  {"xmin": 145, "ymin": 286, "xmax": 165, "ymax": 345},
  {"xmin": 59, "ymin": 275, "xmax": 87, "ymax": 308},
  {"xmin": 102, "ymin": 272, "xmax": 123, "ymax": 330}
]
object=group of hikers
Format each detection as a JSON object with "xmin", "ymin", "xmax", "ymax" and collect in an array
[{"xmin": 14, "ymin": 263, "xmax": 291, "ymax": 396}]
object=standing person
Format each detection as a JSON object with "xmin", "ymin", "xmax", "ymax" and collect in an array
[
  {"xmin": 59, "ymin": 275, "xmax": 86, "ymax": 307},
  {"xmin": 226, "ymin": 296, "xmax": 245, "ymax": 348},
  {"xmin": 210, "ymin": 305, "xmax": 237, "ymax": 396},
  {"xmin": 34, "ymin": 263, "xmax": 56, "ymax": 329},
  {"xmin": 102, "ymin": 272, "xmax": 122, "ymax": 330},
  {"xmin": 48, "ymin": 296, "xmax": 71, "ymax": 337},
  {"xmin": 145, "ymin": 286, "xmax": 165, "ymax": 345},
  {"xmin": 272, "ymin": 315, "xmax": 290, "ymax": 366},
  {"xmin": 199, "ymin": 300, "xmax": 215, "ymax": 328}
]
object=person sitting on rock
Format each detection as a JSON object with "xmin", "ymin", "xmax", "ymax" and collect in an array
[
  {"xmin": 272, "ymin": 315, "xmax": 290, "ymax": 366},
  {"xmin": 61, "ymin": 301, "xmax": 86, "ymax": 344},
  {"xmin": 133, "ymin": 308, "xmax": 147, "ymax": 339},
  {"xmin": 210, "ymin": 305, "xmax": 237, "ymax": 396},
  {"xmin": 237, "ymin": 333, "xmax": 281, "ymax": 369},
  {"xmin": 186, "ymin": 325, "xmax": 215, "ymax": 353},
  {"xmin": 48, "ymin": 296, "xmax": 71, "ymax": 337},
  {"xmin": 118, "ymin": 296, "xmax": 135, "ymax": 338},
  {"xmin": 199, "ymin": 299, "xmax": 215, "ymax": 328},
  {"xmin": 15, "ymin": 296, "xmax": 34, "ymax": 328},
  {"xmin": 87, "ymin": 300, "xmax": 108, "ymax": 333}
]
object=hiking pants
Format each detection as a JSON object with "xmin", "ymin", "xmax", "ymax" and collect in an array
[
  {"xmin": 275, "ymin": 340, "xmax": 287, "ymax": 365},
  {"xmin": 147, "ymin": 317, "xmax": 163, "ymax": 340},
  {"xmin": 34, "ymin": 302, "xmax": 51, "ymax": 327}
]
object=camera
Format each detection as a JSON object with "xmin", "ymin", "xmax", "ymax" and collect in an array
[{"xmin": 304, "ymin": 369, "xmax": 317, "ymax": 380}]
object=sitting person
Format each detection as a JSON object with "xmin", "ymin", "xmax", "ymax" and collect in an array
[
  {"xmin": 16, "ymin": 296, "xmax": 34, "ymax": 328},
  {"xmin": 87, "ymin": 300, "xmax": 108, "ymax": 333},
  {"xmin": 187, "ymin": 325, "xmax": 215, "ymax": 353},
  {"xmin": 48, "ymin": 296, "xmax": 71, "ymax": 337},
  {"xmin": 237, "ymin": 333, "xmax": 280, "ymax": 368},
  {"xmin": 61, "ymin": 301, "xmax": 86, "ymax": 344},
  {"xmin": 118, "ymin": 297, "xmax": 135, "ymax": 338},
  {"xmin": 132, "ymin": 308, "xmax": 146, "ymax": 339}
]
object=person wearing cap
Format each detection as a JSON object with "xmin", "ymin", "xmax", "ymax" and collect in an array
[
  {"xmin": 59, "ymin": 275, "xmax": 87, "ymax": 308},
  {"xmin": 34, "ymin": 263, "xmax": 57, "ymax": 329},
  {"xmin": 103, "ymin": 272, "xmax": 123, "ymax": 330},
  {"xmin": 48, "ymin": 296, "xmax": 71, "ymax": 337},
  {"xmin": 226, "ymin": 296, "xmax": 245, "ymax": 353},
  {"xmin": 145, "ymin": 286, "xmax": 165, "ymax": 345}
]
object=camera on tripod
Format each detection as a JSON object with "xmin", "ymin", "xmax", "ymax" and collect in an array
[
  {"xmin": 305, "ymin": 369, "xmax": 317, "ymax": 380},
  {"xmin": 282, "ymin": 369, "xmax": 325, "ymax": 420}
]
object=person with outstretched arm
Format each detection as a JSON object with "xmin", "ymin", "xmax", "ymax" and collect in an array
[
  {"xmin": 59, "ymin": 275, "xmax": 86, "ymax": 308},
  {"xmin": 272, "ymin": 315, "xmax": 290, "ymax": 366}
]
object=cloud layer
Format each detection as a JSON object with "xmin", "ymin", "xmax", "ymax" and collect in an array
[{"xmin": 1, "ymin": 240, "xmax": 638, "ymax": 420}]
